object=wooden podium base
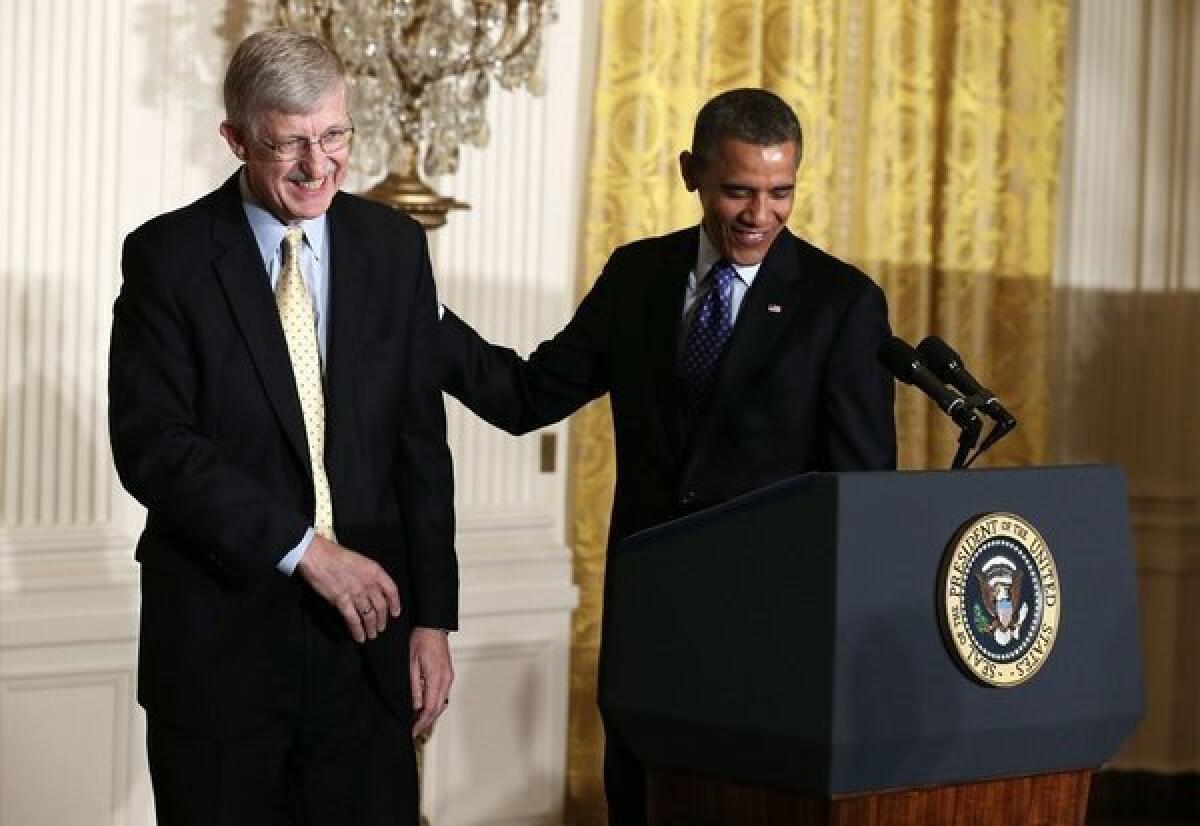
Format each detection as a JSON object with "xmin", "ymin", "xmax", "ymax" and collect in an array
[{"xmin": 647, "ymin": 768, "xmax": 1092, "ymax": 826}]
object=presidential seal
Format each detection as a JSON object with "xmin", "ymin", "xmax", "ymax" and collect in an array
[{"xmin": 938, "ymin": 512, "xmax": 1061, "ymax": 687}]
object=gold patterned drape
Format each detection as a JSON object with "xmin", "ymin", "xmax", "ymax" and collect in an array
[{"xmin": 566, "ymin": 2, "xmax": 1067, "ymax": 822}]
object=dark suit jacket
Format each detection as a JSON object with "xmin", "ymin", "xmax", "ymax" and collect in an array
[
  {"xmin": 440, "ymin": 225, "xmax": 896, "ymax": 550},
  {"xmin": 109, "ymin": 172, "xmax": 457, "ymax": 736}
]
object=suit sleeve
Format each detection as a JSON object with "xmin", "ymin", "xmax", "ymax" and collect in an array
[
  {"xmin": 438, "ymin": 255, "xmax": 619, "ymax": 434},
  {"xmin": 396, "ymin": 227, "xmax": 459, "ymax": 629},
  {"xmin": 108, "ymin": 233, "xmax": 310, "ymax": 583},
  {"xmin": 821, "ymin": 278, "xmax": 898, "ymax": 470}
]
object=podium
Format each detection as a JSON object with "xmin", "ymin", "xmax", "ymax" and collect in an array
[{"xmin": 600, "ymin": 466, "xmax": 1143, "ymax": 825}]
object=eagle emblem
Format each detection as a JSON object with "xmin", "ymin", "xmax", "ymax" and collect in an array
[{"xmin": 974, "ymin": 557, "xmax": 1029, "ymax": 646}]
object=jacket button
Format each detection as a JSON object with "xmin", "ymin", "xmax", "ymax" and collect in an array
[{"xmin": 680, "ymin": 490, "xmax": 696, "ymax": 505}]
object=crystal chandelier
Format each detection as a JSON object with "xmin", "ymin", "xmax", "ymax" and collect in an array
[{"xmin": 272, "ymin": 0, "xmax": 557, "ymax": 229}]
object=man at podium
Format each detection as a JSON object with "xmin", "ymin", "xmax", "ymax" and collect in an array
[{"xmin": 439, "ymin": 88, "xmax": 896, "ymax": 824}]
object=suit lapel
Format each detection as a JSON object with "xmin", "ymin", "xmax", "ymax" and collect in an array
[
  {"xmin": 644, "ymin": 228, "xmax": 697, "ymax": 461},
  {"xmin": 682, "ymin": 229, "xmax": 810, "ymax": 479},
  {"xmin": 210, "ymin": 173, "xmax": 311, "ymax": 469},
  {"xmin": 322, "ymin": 194, "xmax": 368, "ymax": 494}
]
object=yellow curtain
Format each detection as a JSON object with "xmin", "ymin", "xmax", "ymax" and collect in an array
[{"xmin": 567, "ymin": 2, "xmax": 1067, "ymax": 822}]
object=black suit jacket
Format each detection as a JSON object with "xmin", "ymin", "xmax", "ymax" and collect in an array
[
  {"xmin": 440, "ymin": 225, "xmax": 896, "ymax": 550},
  {"xmin": 109, "ymin": 172, "xmax": 457, "ymax": 736}
]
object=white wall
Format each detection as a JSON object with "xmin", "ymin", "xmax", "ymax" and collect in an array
[{"xmin": 0, "ymin": 1, "xmax": 596, "ymax": 823}]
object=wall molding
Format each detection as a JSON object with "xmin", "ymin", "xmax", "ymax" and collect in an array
[
  {"xmin": 0, "ymin": 670, "xmax": 137, "ymax": 826},
  {"xmin": 0, "ymin": 527, "xmax": 138, "ymax": 594}
]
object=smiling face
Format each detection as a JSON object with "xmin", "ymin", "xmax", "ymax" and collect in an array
[
  {"xmin": 680, "ymin": 138, "xmax": 798, "ymax": 266},
  {"xmin": 220, "ymin": 85, "xmax": 350, "ymax": 224}
]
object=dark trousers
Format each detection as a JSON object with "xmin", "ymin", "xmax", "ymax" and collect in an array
[
  {"xmin": 145, "ymin": 613, "xmax": 417, "ymax": 826},
  {"xmin": 604, "ymin": 718, "xmax": 648, "ymax": 826}
]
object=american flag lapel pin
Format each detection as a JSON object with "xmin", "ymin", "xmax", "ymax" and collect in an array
[{"xmin": 767, "ymin": 303, "xmax": 783, "ymax": 314}]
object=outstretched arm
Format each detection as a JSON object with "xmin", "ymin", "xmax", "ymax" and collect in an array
[{"xmin": 439, "ymin": 262, "xmax": 620, "ymax": 434}]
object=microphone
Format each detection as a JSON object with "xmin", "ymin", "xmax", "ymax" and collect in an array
[
  {"xmin": 877, "ymin": 336, "xmax": 979, "ymax": 430},
  {"xmin": 916, "ymin": 336, "xmax": 1017, "ymax": 429}
]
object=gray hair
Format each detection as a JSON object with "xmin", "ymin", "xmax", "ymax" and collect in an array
[
  {"xmin": 223, "ymin": 29, "xmax": 347, "ymax": 132},
  {"xmin": 691, "ymin": 88, "xmax": 803, "ymax": 165}
]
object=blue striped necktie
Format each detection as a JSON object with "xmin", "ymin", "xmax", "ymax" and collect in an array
[{"xmin": 679, "ymin": 259, "xmax": 737, "ymax": 422}]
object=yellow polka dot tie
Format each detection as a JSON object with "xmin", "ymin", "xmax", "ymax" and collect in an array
[{"xmin": 277, "ymin": 227, "xmax": 334, "ymax": 540}]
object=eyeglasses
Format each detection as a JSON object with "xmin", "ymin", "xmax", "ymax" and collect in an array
[{"xmin": 256, "ymin": 123, "xmax": 355, "ymax": 161}]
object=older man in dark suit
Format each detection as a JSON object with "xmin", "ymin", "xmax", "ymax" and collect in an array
[
  {"xmin": 109, "ymin": 29, "xmax": 456, "ymax": 826},
  {"xmin": 438, "ymin": 88, "xmax": 896, "ymax": 824}
]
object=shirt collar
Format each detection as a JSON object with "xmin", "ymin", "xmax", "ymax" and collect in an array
[
  {"xmin": 238, "ymin": 170, "xmax": 327, "ymax": 267},
  {"xmin": 695, "ymin": 225, "xmax": 762, "ymax": 288}
]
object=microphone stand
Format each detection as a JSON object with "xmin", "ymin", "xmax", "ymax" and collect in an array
[
  {"xmin": 964, "ymin": 419, "xmax": 1017, "ymax": 467},
  {"xmin": 955, "ymin": 394, "xmax": 1018, "ymax": 468},
  {"xmin": 950, "ymin": 403, "xmax": 983, "ymax": 470}
]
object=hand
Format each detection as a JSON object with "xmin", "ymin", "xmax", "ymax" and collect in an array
[
  {"xmin": 296, "ymin": 534, "xmax": 402, "ymax": 643},
  {"xmin": 410, "ymin": 627, "xmax": 454, "ymax": 736}
]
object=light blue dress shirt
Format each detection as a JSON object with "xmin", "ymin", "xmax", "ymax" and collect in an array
[{"xmin": 238, "ymin": 174, "xmax": 331, "ymax": 575}]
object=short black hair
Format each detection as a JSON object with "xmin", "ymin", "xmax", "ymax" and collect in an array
[{"xmin": 691, "ymin": 88, "xmax": 802, "ymax": 164}]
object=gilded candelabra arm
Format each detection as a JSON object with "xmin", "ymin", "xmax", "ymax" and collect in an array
[
  {"xmin": 482, "ymin": 1, "xmax": 523, "ymax": 66},
  {"xmin": 277, "ymin": 1, "xmax": 325, "ymax": 40},
  {"xmin": 402, "ymin": 4, "xmax": 431, "ymax": 83},
  {"xmin": 458, "ymin": 2, "xmax": 546, "ymax": 75},
  {"xmin": 388, "ymin": 51, "xmax": 426, "ymax": 119},
  {"xmin": 465, "ymin": 0, "xmax": 492, "ymax": 65},
  {"xmin": 411, "ymin": 4, "xmax": 542, "ymax": 82}
]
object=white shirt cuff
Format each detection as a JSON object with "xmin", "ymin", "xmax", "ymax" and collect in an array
[{"xmin": 276, "ymin": 527, "xmax": 315, "ymax": 575}]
